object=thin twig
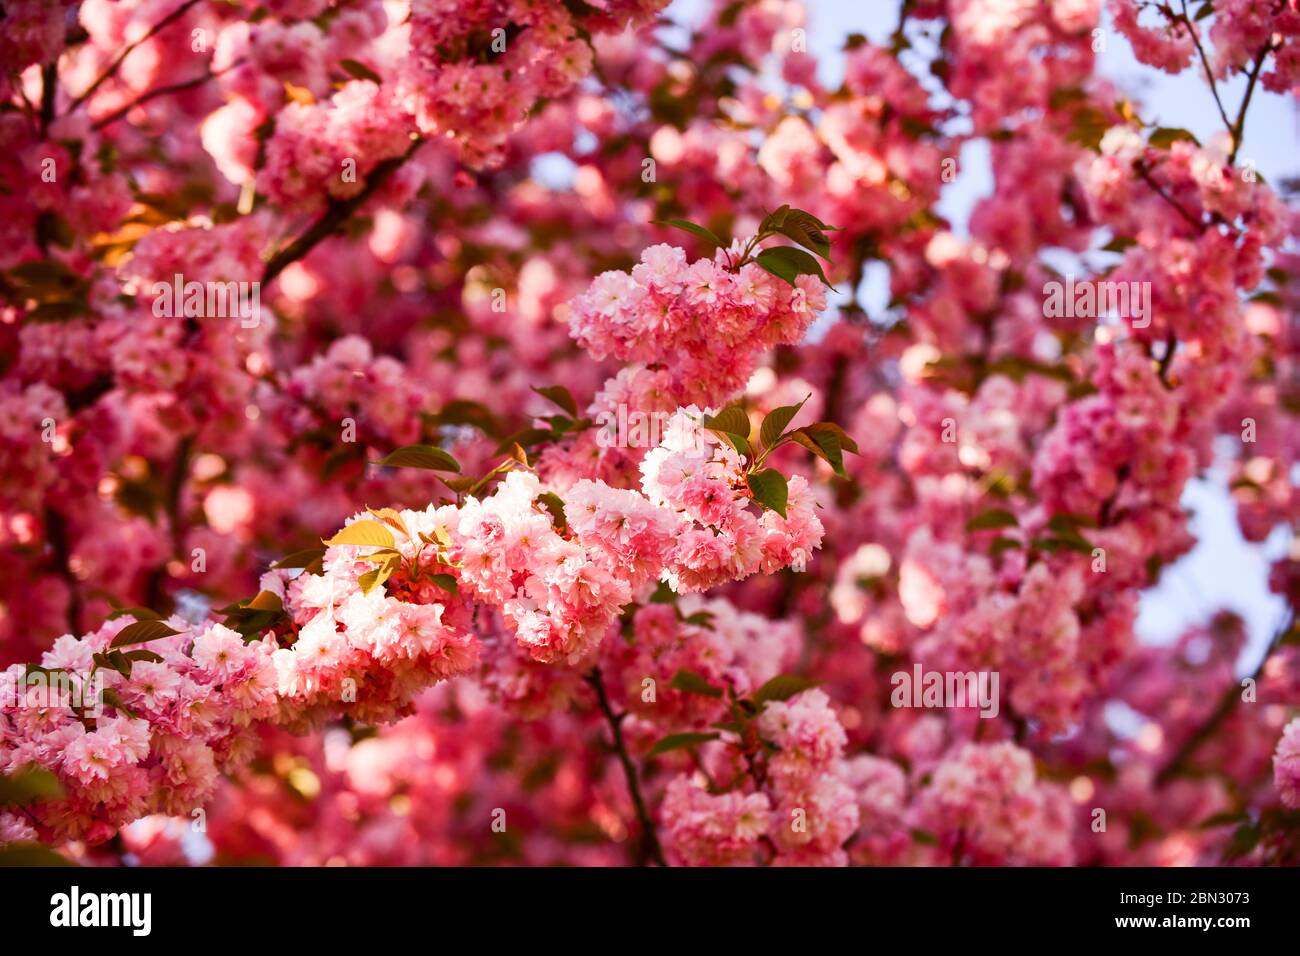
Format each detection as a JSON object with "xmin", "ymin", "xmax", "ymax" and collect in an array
[
  {"xmin": 38, "ymin": 63, "xmax": 57, "ymax": 137},
  {"xmin": 1156, "ymin": 329, "xmax": 1178, "ymax": 386},
  {"xmin": 1228, "ymin": 44, "xmax": 1273, "ymax": 165},
  {"xmin": 1133, "ymin": 160, "xmax": 1203, "ymax": 230},
  {"xmin": 143, "ymin": 436, "xmax": 194, "ymax": 614},
  {"xmin": 45, "ymin": 508, "xmax": 83, "ymax": 634},
  {"xmin": 584, "ymin": 668, "xmax": 667, "ymax": 866},
  {"xmin": 1156, "ymin": 610, "xmax": 1295, "ymax": 785},
  {"xmin": 261, "ymin": 137, "xmax": 424, "ymax": 285},
  {"xmin": 66, "ymin": 0, "xmax": 204, "ymax": 114},
  {"xmin": 1175, "ymin": 0, "xmax": 1233, "ymax": 135},
  {"xmin": 90, "ymin": 59, "xmax": 243, "ymax": 132}
]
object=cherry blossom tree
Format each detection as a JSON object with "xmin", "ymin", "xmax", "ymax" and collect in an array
[{"xmin": 0, "ymin": 0, "xmax": 1297, "ymax": 867}]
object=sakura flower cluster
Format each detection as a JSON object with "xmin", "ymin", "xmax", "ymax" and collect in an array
[
  {"xmin": 568, "ymin": 244, "xmax": 827, "ymax": 406},
  {"xmin": 405, "ymin": 0, "xmax": 666, "ymax": 167}
]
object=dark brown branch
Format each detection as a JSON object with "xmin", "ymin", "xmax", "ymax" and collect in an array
[
  {"xmin": 260, "ymin": 137, "xmax": 423, "ymax": 285},
  {"xmin": 1175, "ymin": 0, "xmax": 1233, "ymax": 135},
  {"xmin": 39, "ymin": 63, "xmax": 57, "ymax": 136},
  {"xmin": 584, "ymin": 668, "xmax": 667, "ymax": 866},
  {"xmin": 45, "ymin": 508, "xmax": 83, "ymax": 634},
  {"xmin": 90, "ymin": 59, "xmax": 243, "ymax": 132},
  {"xmin": 142, "ymin": 436, "xmax": 194, "ymax": 613},
  {"xmin": 1156, "ymin": 611, "xmax": 1295, "ymax": 786},
  {"xmin": 66, "ymin": 0, "xmax": 204, "ymax": 114},
  {"xmin": 1228, "ymin": 43, "xmax": 1273, "ymax": 165},
  {"xmin": 1134, "ymin": 160, "xmax": 1203, "ymax": 230},
  {"xmin": 1156, "ymin": 329, "xmax": 1178, "ymax": 387}
]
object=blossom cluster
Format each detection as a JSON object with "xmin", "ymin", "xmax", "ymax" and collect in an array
[
  {"xmin": 2, "ymin": 402, "xmax": 824, "ymax": 844},
  {"xmin": 405, "ymin": 0, "xmax": 666, "ymax": 167},
  {"xmin": 659, "ymin": 689, "xmax": 860, "ymax": 866},
  {"xmin": 1, "ymin": 0, "xmax": 1298, "ymax": 869},
  {"xmin": 568, "ymin": 244, "xmax": 827, "ymax": 406}
]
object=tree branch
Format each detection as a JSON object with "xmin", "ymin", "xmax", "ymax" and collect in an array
[
  {"xmin": 1228, "ymin": 43, "xmax": 1273, "ymax": 165},
  {"xmin": 261, "ymin": 137, "xmax": 423, "ymax": 285},
  {"xmin": 45, "ymin": 508, "xmax": 83, "ymax": 634},
  {"xmin": 1175, "ymin": 0, "xmax": 1233, "ymax": 135},
  {"xmin": 90, "ymin": 58, "xmax": 243, "ymax": 132},
  {"xmin": 1156, "ymin": 610, "xmax": 1295, "ymax": 786},
  {"xmin": 66, "ymin": 0, "xmax": 204, "ymax": 115},
  {"xmin": 1134, "ymin": 160, "xmax": 1204, "ymax": 230},
  {"xmin": 39, "ymin": 62, "xmax": 57, "ymax": 137},
  {"xmin": 584, "ymin": 668, "xmax": 667, "ymax": 866}
]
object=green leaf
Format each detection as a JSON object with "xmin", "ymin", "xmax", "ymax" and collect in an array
[
  {"xmin": 496, "ymin": 428, "xmax": 553, "ymax": 454},
  {"xmin": 428, "ymin": 399, "xmax": 500, "ymax": 436},
  {"xmin": 650, "ymin": 218, "xmax": 724, "ymax": 249},
  {"xmin": 1046, "ymin": 512, "xmax": 1097, "ymax": 533},
  {"xmin": 965, "ymin": 509, "xmax": 1019, "ymax": 532},
  {"xmin": 759, "ymin": 204, "xmax": 792, "ymax": 232},
  {"xmin": 759, "ymin": 396, "xmax": 808, "ymax": 450},
  {"xmin": 1198, "ymin": 810, "xmax": 1247, "ymax": 830},
  {"xmin": 323, "ymin": 520, "xmax": 396, "ymax": 549},
  {"xmin": 755, "ymin": 245, "xmax": 832, "ymax": 288},
  {"xmin": 441, "ymin": 476, "xmax": 480, "ymax": 494},
  {"xmin": 339, "ymin": 58, "xmax": 382, "ymax": 84},
  {"xmin": 1223, "ymin": 821, "xmax": 1260, "ymax": 860},
  {"xmin": 668, "ymin": 670, "xmax": 723, "ymax": 698},
  {"xmin": 910, "ymin": 828, "xmax": 939, "ymax": 846},
  {"xmin": 100, "ymin": 687, "xmax": 137, "ymax": 718},
  {"xmin": 93, "ymin": 651, "xmax": 131, "ymax": 678},
  {"xmin": 371, "ymin": 444, "xmax": 461, "ymax": 473},
  {"xmin": 1148, "ymin": 127, "xmax": 1199, "ymax": 149},
  {"xmin": 989, "ymin": 536, "xmax": 1022, "ymax": 557},
  {"xmin": 0, "ymin": 766, "xmax": 64, "ymax": 806},
  {"xmin": 531, "ymin": 384, "xmax": 579, "ymax": 418},
  {"xmin": 703, "ymin": 405, "xmax": 750, "ymax": 440},
  {"xmin": 1049, "ymin": 87, "xmax": 1088, "ymax": 109},
  {"xmin": 358, "ymin": 555, "xmax": 400, "ymax": 595},
  {"xmin": 428, "ymin": 573, "xmax": 458, "ymax": 595},
  {"xmin": 246, "ymin": 590, "xmax": 284, "ymax": 612},
  {"xmin": 106, "ymin": 606, "xmax": 162, "ymax": 621},
  {"xmin": 123, "ymin": 649, "xmax": 164, "ymax": 664},
  {"xmin": 367, "ymin": 507, "xmax": 412, "ymax": 538},
  {"xmin": 535, "ymin": 491, "xmax": 568, "ymax": 534},
  {"xmin": 0, "ymin": 843, "xmax": 76, "ymax": 867},
  {"xmin": 789, "ymin": 422, "xmax": 857, "ymax": 478},
  {"xmin": 1035, "ymin": 536, "xmax": 1095, "ymax": 555},
  {"xmin": 272, "ymin": 548, "xmax": 327, "ymax": 570},
  {"xmin": 772, "ymin": 209, "xmax": 839, "ymax": 260},
  {"xmin": 1038, "ymin": 515, "xmax": 1096, "ymax": 554},
  {"xmin": 110, "ymin": 619, "xmax": 180, "ymax": 649},
  {"xmin": 751, "ymin": 674, "xmax": 816, "ymax": 707},
  {"xmin": 1101, "ymin": 236, "xmax": 1136, "ymax": 253},
  {"xmin": 812, "ymin": 421, "xmax": 858, "ymax": 454},
  {"xmin": 1065, "ymin": 106, "xmax": 1108, "ymax": 152},
  {"xmin": 647, "ymin": 732, "xmax": 721, "ymax": 757},
  {"xmin": 648, "ymin": 581, "xmax": 677, "ymax": 605},
  {"xmin": 747, "ymin": 468, "xmax": 789, "ymax": 519}
]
